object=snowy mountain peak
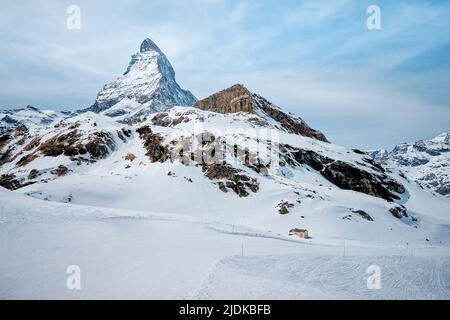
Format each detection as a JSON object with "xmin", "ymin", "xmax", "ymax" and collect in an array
[
  {"xmin": 430, "ymin": 132, "xmax": 450, "ymax": 144},
  {"xmin": 139, "ymin": 38, "xmax": 162, "ymax": 53},
  {"xmin": 370, "ymin": 132, "xmax": 450, "ymax": 197},
  {"xmin": 89, "ymin": 38, "xmax": 196, "ymax": 123}
]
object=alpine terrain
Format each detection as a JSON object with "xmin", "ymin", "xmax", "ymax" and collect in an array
[
  {"xmin": 369, "ymin": 132, "xmax": 450, "ymax": 198},
  {"xmin": 1, "ymin": 39, "xmax": 449, "ymax": 299},
  {"xmin": 88, "ymin": 38, "xmax": 196, "ymax": 123}
]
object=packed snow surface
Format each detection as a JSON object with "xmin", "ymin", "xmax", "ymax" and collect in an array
[{"xmin": 1, "ymin": 187, "xmax": 449, "ymax": 299}]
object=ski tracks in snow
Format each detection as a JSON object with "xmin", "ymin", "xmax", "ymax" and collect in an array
[{"xmin": 194, "ymin": 254, "xmax": 450, "ymax": 299}]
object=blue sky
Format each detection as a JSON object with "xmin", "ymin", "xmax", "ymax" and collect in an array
[{"xmin": 0, "ymin": 0, "xmax": 449, "ymax": 149}]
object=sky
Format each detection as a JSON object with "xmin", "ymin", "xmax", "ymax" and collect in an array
[{"xmin": 0, "ymin": 0, "xmax": 449, "ymax": 150}]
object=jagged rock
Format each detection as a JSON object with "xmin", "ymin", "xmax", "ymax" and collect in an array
[
  {"xmin": 195, "ymin": 84, "xmax": 254, "ymax": 113},
  {"xmin": 51, "ymin": 165, "xmax": 69, "ymax": 176},
  {"xmin": 0, "ymin": 173, "xmax": 34, "ymax": 190},
  {"xmin": 22, "ymin": 136, "xmax": 41, "ymax": 151},
  {"xmin": 217, "ymin": 181, "xmax": 228, "ymax": 193},
  {"xmin": 277, "ymin": 201, "xmax": 294, "ymax": 215},
  {"xmin": 0, "ymin": 146, "xmax": 13, "ymax": 166},
  {"xmin": 281, "ymin": 144, "xmax": 404, "ymax": 202},
  {"xmin": 0, "ymin": 134, "xmax": 11, "ymax": 150},
  {"xmin": 203, "ymin": 163, "xmax": 258, "ymax": 197},
  {"xmin": 152, "ymin": 112, "xmax": 189, "ymax": 127},
  {"xmin": 16, "ymin": 153, "xmax": 38, "ymax": 167},
  {"xmin": 282, "ymin": 145, "xmax": 332, "ymax": 171},
  {"xmin": 85, "ymin": 132, "xmax": 115, "ymax": 159},
  {"xmin": 195, "ymin": 84, "xmax": 328, "ymax": 142},
  {"xmin": 389, "ymin": 206, "xmax": 408, "ymax": 219},
  {"xmin": 136, "ymin": 126, "xmax": 169, "ymax": 162},
  {"xmin": 0, "ymin": 174, "xmax": 20, "ymax": 189},
  {"xmin": 351, "ymin": 209, "xmax": 374, "ymax": 221},
  {"xmin": 28, "ymin": 169, "xmax": 39, "ymax": 180},
  {"xmin": 124, "ymin": 153, "xmax": 136, "ymax": 161},
  {"xmin": 321, "ymin": 161, "xmax": 403, "ymax": 202},
  {"xmin": 38, "ymin": 131, "xmax": 81, "ymax": 157}
]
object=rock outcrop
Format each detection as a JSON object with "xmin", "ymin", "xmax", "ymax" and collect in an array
[
  {"xmin": 195, "ymin": 84, "xmax": 328, "ymax": 142},
  {"xmin": 281, "ymin": 144, "xmax": 405, "ymax": 202}
]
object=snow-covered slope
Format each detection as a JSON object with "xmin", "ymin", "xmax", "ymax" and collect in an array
[
  {"xmin": 0, "ymin": 105, "xmax": 71, "ymax": 132},
  {"xmin": 1, "ymin": 38, "xmax": 450, "ymax": 299},
  {"xmin": 0, "ymin": 111, "xmax": 131, "ymax": 189},
  {"xmin": 88, "ymin": 38, "xmax": 196, "ymax": 123},
  {"xmin": 370, "ymin": 133, "xmax": 450, "ymax": 197},
  {"xmin": 1, "ymin": 186, "xmax": 449, "ymax": 299},
  {"xmin": 2, "ymin": 99, "xmax": 449, "ymax": 245}
]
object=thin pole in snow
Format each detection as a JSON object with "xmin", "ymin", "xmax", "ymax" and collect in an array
[
  {"xmin": 241, "ymin": 243, "xmax": 244, "ymax": 257},
  {"xmin": 343, "ymin": 240, "xmax": 346, "ymax": 257}
]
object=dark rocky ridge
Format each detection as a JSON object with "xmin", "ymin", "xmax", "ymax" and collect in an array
[
  {"xmin": 194, "ymin": 84, "xmax": 329, "ymax": 142},
  {"xmin": 281, "ymin": 144, "xmax": 405, "ymax": 202}
]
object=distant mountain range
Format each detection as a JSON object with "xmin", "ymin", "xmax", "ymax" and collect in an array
[{"xmin": 368, "ymin": 132, "xmax": 450, "ymax": 197}]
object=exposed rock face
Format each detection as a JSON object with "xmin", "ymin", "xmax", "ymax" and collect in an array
[
  {"xmin": 37, "ymin": 131, "xmax": 82, "ymax": 158},
  {"xmin": 253, "ymin": 94, "xmax": 328, "ymax": 142},
  {"xmin": 88, "ymin": 38, "xmax": 196, "ymax": 122},
  {"xmin": 277, "ymin": 201, "xmax": 294, "ymax": 215},
  {"xmin": 203, "ymin": 163, "xmax": 259, "ymax": 197},
  {"xmin": 0, "ymin": 173, "xmax": 34, "ymax": 190},
  {"xmin": 195, "ymin": 84, "xmax": 253, "ymax": 113},
  {"xmin": 51, "ymin": 165, "xmax": 69, "ymax": 176},
  {"xmin": 0, "ymin": 134, "xmax": 11, "ymax": 150},
  {"xmin": 194, "ymin": 84, "xmax": 328, "ymax": 142},
  {"xmin": 27, "ymin": 169, "xmax": 39, "ymax": 180},
  {"xmin": 16, "ymin": 153, "xmax": 38, "ymax": 167},
  {"xmin": 0, "ymin": 126, "xmax": 31, "ymax": 165},
  {"xmin": 321, "ymin": 161, "xmax": 403, "ymax": 202},
  {"xmin": 136, "ymin": 126, "xmax": 169, "ymax": 162},
  {"xmin": 352, "ymin": 209, "xmax": 374, "ymax": 221},
  {"xmin": 0, "ymin": 112, "xmax": 125, "ymax": 190},
  {"xmin": 20, "ymin": 130, "xmax": 115, "ymax": 162},
  {"xmin": 281, "ymin": 144, "xmax": 405, "ymax": 202},
  {"xmin": 389, "ymin": 206, "xmax": 408, "ymax": 219},
  {"xmin": 85, "ymin": 132, "xmax": 115, "ymax": 159},
  {"xmin": 124, "ymin": 153, "xmax": 136, "ymax": 161}
]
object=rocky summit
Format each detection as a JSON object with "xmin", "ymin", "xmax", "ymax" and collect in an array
[
  {"xmin": 195, "ymin": 84, "xmax": 329, "ymax": 142},
  {"xmin": 89, "ymin": 38, "xmax": 196, "ymax": 123}
]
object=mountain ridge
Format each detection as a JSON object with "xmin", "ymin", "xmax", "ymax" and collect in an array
[
  {"xmin": 0, "ymin": 37, "xmax": 449, "ymax": 245},
  {"xmin": 88, "ymin": 38, "xmax": 196, "ymax": 122},
  {"xmin": 368, "ymin": 132, "xmax": 450, "ymax": 197}
]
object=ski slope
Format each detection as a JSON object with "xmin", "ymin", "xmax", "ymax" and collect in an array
[{"xmin": 1, "ymin": 188, "xmax": 449, "ymax": 299}]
